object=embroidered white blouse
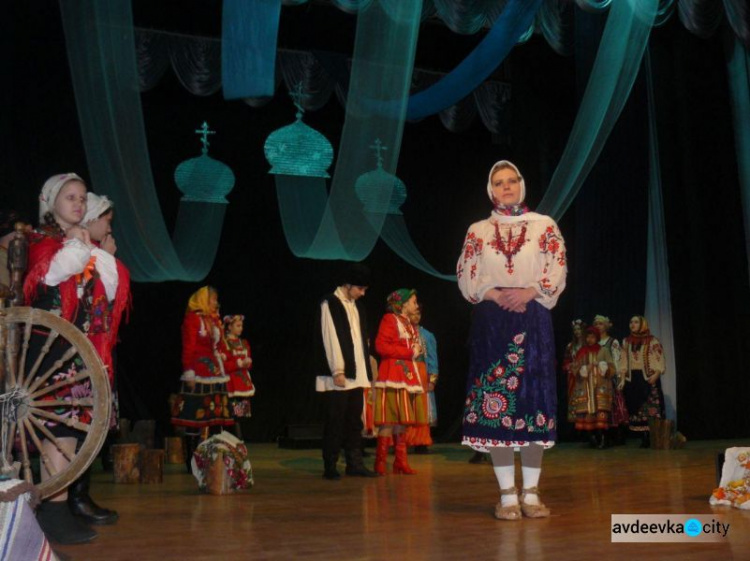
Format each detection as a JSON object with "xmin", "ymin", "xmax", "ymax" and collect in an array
[
  {"xmin": 45, "ymin": 238, "xmax": 119, "ymax": 301},
  {"xmin": 456, "ymin": 212, "xmax": 567, "ymax": 309}
]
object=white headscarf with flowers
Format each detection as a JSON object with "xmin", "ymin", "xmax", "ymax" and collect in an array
[
  {"xmin": 486, "ymin": 160, "xmax": 526, "ymax": 207},
  {"xmin": 38, "ymin": 173, "xmax": 85, "ymax": 221},
  {"xmin": 486, "ymin": 161, "xmax": 547, "ymax": 223},
  {"xmin": 83, "ymin": 192, "xmax": 113, "ymax": 225}
]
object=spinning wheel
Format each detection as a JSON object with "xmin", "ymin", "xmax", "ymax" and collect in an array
[{"xmin": 0, "ymin": 306, "xmax": 111, "ymax": 500}]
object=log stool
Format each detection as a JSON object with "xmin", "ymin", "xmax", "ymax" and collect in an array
[
  {"xmin": 164, "ymin": 436, "xmax": 185, "ymax": 465},
  {"xmin": 140, "ymin": 450, "xmax": 165, "ymax": 484},
  {"xmin": 648, "ymin": 419, "xmax": 674, "ymax": 449},
  {"xmin": 112, "ymin": 443, "xmax": 141, "ymax": 483}
]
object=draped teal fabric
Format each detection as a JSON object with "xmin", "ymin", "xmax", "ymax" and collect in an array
[
  {"xmin": 404, "ymin": 0, "xmax": 542, "ymax": 120},
  {"xmin": 537, "ymin": 0, "xmax": 658, "ymax": 220},
  {"xmin": 536, "ymin": 0, "xmax": 575, "ymax": 56},
  {"xmin": 644, "ymin": 50, "xmax": 677, "ymax": 421},
  {"xmin": 268, "ymin": 0, "xmax": 534, "ymax": 278},
  {"xmin": 60, "ymin": 0, "xmax": 229, "ymax": 282},
  {"xmin": 270, "ymin": 0, "xmax": 422, "ymax": 261},
  {"xmin": 60, "ymin": 0, "xmax": 745, "ymax": 285},
  {"xmin": 575, "ymin": 0, "xmax": 613, "ymax": 13},
  {"xmin": 222, "ymin": 0, "xmax": 282, "ymax": 99},
  {"xmin": 725, "ymin": 35, "xmax": 750, "ymax": 281},
  {"xmin": 654, "ymin": 0, "xmax": 676, "ymax": 26},
  {"xmin": 380, "ymin": 216, "xmax": 455, "ymax": 281}
]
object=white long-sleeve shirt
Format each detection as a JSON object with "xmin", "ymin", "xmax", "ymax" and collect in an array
[
  {"xmin": 457, "ymin": 212, "xmax": 567, "ymax": 309},
  {"xmin": 45, "ymin": 238, "xmax": 118, "ymax": 301},
  {"xmin": 316, "ymin": 286, "xmax": 371, "ymax": 392}
]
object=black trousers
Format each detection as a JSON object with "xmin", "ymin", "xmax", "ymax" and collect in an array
[{"xmin": 322, "ymin": 387, "xmax": 364, "ymax": 466}]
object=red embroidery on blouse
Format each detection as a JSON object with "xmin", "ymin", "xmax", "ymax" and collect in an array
[
  {"xmin": 537, "ymin": 225, "xmax": 565, "ymax": 297},
  {"xmin": 489, "ymin": 222, "xmax": 528, "ymax": 274},
  {"xmin": 539, "ymin": 277, "xmax": 557, "ymax": 297},
  {"xmin": 463, "ymin": 232, "xmax": 483, "ymax": 261},
  {"xmin": 539, "ymin": 226, "xmax": 565, "ymax": 266}
]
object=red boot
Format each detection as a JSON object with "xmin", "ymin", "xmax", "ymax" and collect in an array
[
  {"xmin": 392, "ymin": 434, "xmax": 417, "ymax": 475},
  {"xmin": 374, "ymin": 436, "xmax": 389, "ymax": 476}
]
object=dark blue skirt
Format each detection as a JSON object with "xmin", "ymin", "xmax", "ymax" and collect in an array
[{"xmin": 462, "ymin": 300, "xmax": 557, "ymax": 451}]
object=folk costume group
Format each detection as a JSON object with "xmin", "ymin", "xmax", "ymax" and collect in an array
[
  {"xmin": 6, "ymin": 159, "xmax": 673, "ymax": 552},
  {"xmin": 316, "ymin": 257, "xmax": 448, "ymax": 481},
  {"xmin": 169, "ymin": 287, "xmax": 256, "ymax": 474},
  {"xmin": 564, "ymin": 315, "xmax": 667, "ymax": 449},
  {"xmin": 313, "ymin": 160, "xmax": 569, "ymax": 520}
]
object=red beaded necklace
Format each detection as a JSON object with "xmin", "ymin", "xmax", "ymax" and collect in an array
[{"xmin": 490, "ymin": 221, "xmax": 527, "ymax": 273}]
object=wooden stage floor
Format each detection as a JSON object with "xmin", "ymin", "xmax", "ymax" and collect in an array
[{"xmin": 54, "ymin": 439, "xmax": 749, "ymax": 561}]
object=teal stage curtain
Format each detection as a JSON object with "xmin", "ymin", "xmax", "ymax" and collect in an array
[
  {"xmin": 537, "ymin": 0, "xmax": 658, "ymax": 221},
  {"xmin": 644, "ymin": 51, "xmax": 677, "ymax": 422},
  {"xmin": 404, "ymin": 0, "xmax": 542, "ymax": 120},
  {"xmin": 60, "ymin": 0, "xmax": 232, "ymax": 282},
  {"xmin": 270, "ymin": 0, "xmax": 422, "ymax": 261},
  {"xmin": 725, "ymin": 34, "xmax": 750, "ymax": 281},
  {"xmin": 222, "ymin": 0, "xmax": 282, "ymax": 99}
]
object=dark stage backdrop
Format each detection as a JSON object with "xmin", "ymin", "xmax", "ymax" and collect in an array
[{"xmin": 3, "ymin": 2, "xmax": 748, "ymax": 445}]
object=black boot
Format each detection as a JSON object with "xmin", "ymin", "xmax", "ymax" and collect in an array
[
  {"xmin": 596, "ymin": 430, "xmax": 610, "ymax": 449},
  {"xmin": 344, "ymin": 447, "xmax": 377, "ymax": 477},
  {"xmin": 322, "ymin": 452, "xmax": 341, "ymax": 480},
  {"xmin": 640, "ymin": 431, "xmax": 651, "ymax": 449},
  {"xmin": 68, "ymin": 468, "xmax": 119, "ymax": 525},
  {"xmin": 37, "ymin": 501, "xmax": 97, "ymax": 545},
  {"xmin": 588, "ymin": 433, "xmax": 598, "ymax": 448},
  {"xmin": 233, "ymin": 420, "xmax": 244, "ymax": 442}
]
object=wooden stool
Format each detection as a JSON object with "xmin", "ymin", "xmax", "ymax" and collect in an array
[
  {"xmin": 649, "ymin": 419, "xmax": 674, "ymax": 449},
  {"xmin": 140, "ymin": 449, "xmax": 165, "ymax": 484},
  {"xmin": 164, "ymin": 437, "xmax": 185, "ymax": 465},
  {"xmin": 112, "ymin": 443, "xmax": 141, "ymax": 483}
]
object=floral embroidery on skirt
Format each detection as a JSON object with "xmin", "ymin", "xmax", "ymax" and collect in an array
[{"xmin": 462, "ymin": 301, "xmax": 557, "ymax": 450}]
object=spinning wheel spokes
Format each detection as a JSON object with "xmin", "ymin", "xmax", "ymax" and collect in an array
[
  {"xmin": 1, "ymin": 307, "xmax": 110, "ymax": 499},
  {"xmin": 27, "ymin": 345, "xmax": 79, "ymax": 395},
  {"xmin": 19, "ymin": 326, "xmax": 61, "ymax": 388}
]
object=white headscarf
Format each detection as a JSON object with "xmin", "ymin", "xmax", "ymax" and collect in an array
[
  {"xmin": 38, "ymin": 173, "xmax": 85, "ymax": 221},
  {"xmin": 83, "ymin": 193, "xmax": 113, "ymax": 225},
  {"xmin": 486, "ymin": 160, "xmax": 526, "ymax": 207}
]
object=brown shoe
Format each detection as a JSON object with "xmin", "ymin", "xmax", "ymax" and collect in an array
[
  {"xmin": 494, "ymin": 487, "xmax": 521, "ymax": 521},
  {"xmin": 520, "ymin": 487, "xmax": 550, "ymax": 518}
]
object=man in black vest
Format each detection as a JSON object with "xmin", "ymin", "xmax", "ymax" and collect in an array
[{"xmin": 316, "ymin": 263, "xmax": 377, "ymax": 480}]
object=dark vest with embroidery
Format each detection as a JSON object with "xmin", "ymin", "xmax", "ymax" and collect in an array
[{"xmin": 317, "ymin": 292, "xmax": 372, "ymax": 380}]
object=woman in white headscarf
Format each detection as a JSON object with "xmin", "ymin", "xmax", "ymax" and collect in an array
[
  {"xmin": 24, "ymin": 174, "xmax": 121, "ymax": 544},
  {"xmin": 56, "ymin": 193, "xmax": 131, "ymax": 528},
  {"xmin": 457, "ymin": 161, "xmax": 567, "ymax": 520}
]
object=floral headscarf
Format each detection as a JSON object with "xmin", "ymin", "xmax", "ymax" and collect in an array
[
  {"xmin": 576, "ymin": 326, "xmax": 602, "ymax": 359},
  {"xmin": 223, "ymin": 314, "xmax": 245, "ymax": 326},
  {"xmin": 386, "ymin": 288, "xmax": 416, "ymax": 314},
  {"xmin": 593, "ymin": 314, "xmax": 612, "ymax": 332},
  {"xmin": 625, "ymin": 316, "xmax": 652, "ymax": 349},
  {"xmin": 187, "ymin": 286, "xmax": 219, "ymax": 316},
  {"xmin": 487, "ymin": 160, "xmax": 529, "ymax": 217},
  {"xmin": 39, "ymin": 173, "xmax": 85, "ymax": 221},
  {"xmin": 83, "ymin": 193, "xmax": 113, "ymax": 225}
]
